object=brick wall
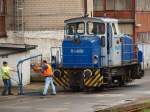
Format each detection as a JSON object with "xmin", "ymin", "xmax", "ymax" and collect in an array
[
  {"xmin": 2, "ymin": 0, "xmax": 93, "ymax": 63},
  {"xmin": 23, "ymin": 0, "xmax": 84, "ymax": 30},
  {"xmin": 6, "ymin": 0, "xmax": 14, "ymax": 30}
]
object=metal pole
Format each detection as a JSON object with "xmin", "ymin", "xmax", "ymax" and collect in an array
[
  {"xmin": 17, "ymin": 54, "xmax": 42, "ymax": 95},
  {"xmin": 84, "ymin": 0, "xmax": 87, "ymax": 16},
  {"xmin": 142, "ymin": 41, "xmax": 145, "ymax": 70}
]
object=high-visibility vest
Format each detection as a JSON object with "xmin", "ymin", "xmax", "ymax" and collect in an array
[
  {"xmin": 42, "ymin": 64, "xmax": 53, "ymax": 77},
  {"xmin": 1, "ymin": 66, "xmax": 10, "ymax": 79}
]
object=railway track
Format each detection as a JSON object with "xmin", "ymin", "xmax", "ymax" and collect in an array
[{"xmin": 95, "ymin": 101, "xmax": 150, "ymax": 112}]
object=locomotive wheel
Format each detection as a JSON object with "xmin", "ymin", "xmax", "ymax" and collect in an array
[{"xmin": 70, "ymin": 86, "xmax": 83, "ymax": 92}]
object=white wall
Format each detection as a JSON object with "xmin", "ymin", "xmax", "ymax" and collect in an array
[
  {"xmin": 0, "ymin": 30, "xmax": 63, "ymax": 61},
  {"xmin": 138, "ymin": 43, "xmax": 150, "ymax": 69},
  {"xmin": 0, "ymin": 51, "xmax": 31, "ymax": 86}
]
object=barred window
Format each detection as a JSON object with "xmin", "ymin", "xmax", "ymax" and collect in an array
[
  {"xmin": 115, "ymin": 0, "xmax": 132, "ymax": 10},
  {"xmin": 93, "ymin": 0, "xmax": 104, "ymax": 11},
  {"xmin": 136, "ymin": 0, "xmax": 150, "ymax": 11},
  {"xmin": 106, "ymin": 0, "xmax": 132, "ymax": 10},
  {"xmin": 106, "ymin": 0, "xmax": 115, "ymax": 10},
  {"xmin": 137, "ymin": 32, "xmax": 150, "ymax": 42}
]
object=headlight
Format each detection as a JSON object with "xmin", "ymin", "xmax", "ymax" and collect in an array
[{"xmin": 93, "ymin": 55, "xmax": 99, "ymax": 64}]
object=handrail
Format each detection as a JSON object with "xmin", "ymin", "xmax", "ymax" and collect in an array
[{"xmin": 17, "ymin": 54, "xmax": 42, "ymax": 95}]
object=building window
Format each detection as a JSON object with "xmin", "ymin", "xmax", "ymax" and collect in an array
[
  {"xmin": 106, "ymin": 0, "xmax": 115, "ymax": 10},
  {"xmin": 136, "ymin": 0, "xmax": 150, "ymax": 11},
  {"xmin": 115, "ymin": 0, "xmax": 132, "ymax": 10},
  {"xmin": 93, "ymin": 0, "xmax": 104, "ymax": 11},
  {"xmin": 106, "ymin": 0, "xmax": 132, "ymax": 10},
  {"xmin": 137, "ymin": 32, "xmax": 150, "ymax": 42},
  {"xmin": 0, "ymin": 0, "xmax": 5, "ymax": 15},
  {"xmin": 118, "ymin": 24, "xmax": 133, "ymax": 36}
]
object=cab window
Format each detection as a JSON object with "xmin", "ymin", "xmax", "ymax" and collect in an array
[
  {"xmin": 66, "ymin": 22, "xmax": 85, "ymax": 35},
  {"xmin": 112, "ymin": 23, "xmax": 117, "ymax": 35},
  {"xmin": 87, "ymin": 22, "xmax": 105, "ymax": 35}
]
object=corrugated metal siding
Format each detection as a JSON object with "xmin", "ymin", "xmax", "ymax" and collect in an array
[
  {"xmin": 136, "ymin": 0, "xmax": 150, "ymax": 11},
  {"xmin": 136, "ymin": 12, "xmax": 150, "ymax": 32},
  {"xmin": 118, "ymin": 24, "xmax": 133, "ymax": 36},
  {"xmin": 137, "ymin": 32, "xmax": 150, "ymax": 42},
  {"xmin": 0, "ymin": 0, "xmax": 6, "ymax": 37},
  {"xmin": 106, "ymin": 0, "xmax": 132, "ymax": 10},
  {"xmin": 93, "ymin": 0, "xmax": 104, "ymax": 11},
  {"xmin": 106, "ymin": 0, "xmax": 115, "ymax": 10},
  {"xmin": 115, "ymin": 0, "xmax": 132, "ymax": 10},
  {"xmin": 93, "ymin": 0, "xmax": 134, "ymax": 19}
]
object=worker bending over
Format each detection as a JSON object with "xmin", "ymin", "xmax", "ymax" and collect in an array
[{"xmin": 41, "ymin": 60, "xmax": 56, "ymax": 96}]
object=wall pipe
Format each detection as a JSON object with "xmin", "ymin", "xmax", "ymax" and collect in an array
[{"xmin": 17, "ymin": 54, "xmax": 42, "ymax": 95}]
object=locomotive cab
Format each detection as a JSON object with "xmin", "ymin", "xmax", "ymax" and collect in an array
[{"xmin": 64, "ymin": 17, "xmax": 122, "ymax": 67}]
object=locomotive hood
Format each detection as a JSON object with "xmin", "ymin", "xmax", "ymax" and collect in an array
[{"xmin": 62, "ymin": 36, "xmax": 101, "ymax": 68}]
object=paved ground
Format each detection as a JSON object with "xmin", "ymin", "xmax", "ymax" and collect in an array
[{"xmin": 0, "ymin": 70, "xmax": 150, "ymax": 112}]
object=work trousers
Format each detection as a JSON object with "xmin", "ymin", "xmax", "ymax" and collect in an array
[
  {"xmin": 2, "ymin": 79, "xmax": 12, "ymax": 95},
  {"xmin": 43, "ymin": 77, "xmax": 56, "ymax": 95}
]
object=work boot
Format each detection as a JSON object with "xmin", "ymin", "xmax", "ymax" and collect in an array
[
  {"xmin": 8, "ymin": 93, "xmax": 14, "ymax": 95},
  {"xmin": 1, "ymin": 90, "xmax": 7, "ymax": 96},
  {"xmin": 51, "ymin": 93, "xmax": 56, "ymax": 95},
  {"xmin": 1, "ymin": 92, "xmax": 6, "ymax": 96}
]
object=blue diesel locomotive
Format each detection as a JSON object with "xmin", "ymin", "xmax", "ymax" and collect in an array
[{"xmin": 51, "ymin": 16, "xmax": 144, "ymax": 90}]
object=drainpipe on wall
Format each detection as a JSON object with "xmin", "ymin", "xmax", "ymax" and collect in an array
[
  {"xmin": 0, "ymin": 0, "xmax": 7, "ymax": 37},
  {"xmin": 133, "ymin": 0, "xmax": 136, "ymax": 43},
  {"xmin": 84, "ymin": 0, "xmax": 87, "ymax": 16}
]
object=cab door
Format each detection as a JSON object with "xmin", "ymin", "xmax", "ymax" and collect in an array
[{"xmin": 108, "ymin": 23, "xmax": 121, "ymax": 66}]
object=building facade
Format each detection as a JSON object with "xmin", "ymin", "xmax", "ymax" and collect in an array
[
  {"xmin": 0, "ymin": 0, "xmax": 93, "ymax": 85},
  {"xmin": 0, "ymin": 0, "xmax": 6, "ymax": 37},
  {"xmin": 0, "ymin": 0, "xmax": 150, "ymax": 69},
  {"xmin": 93, "ymin": 0, "xmax": 150, "ymax": 68},
  {"xmin": 0, "ymin": 0, "xmax": 93, "ymax": 61}
]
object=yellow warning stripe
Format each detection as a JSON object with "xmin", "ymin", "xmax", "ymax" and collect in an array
[
  {"xmin": 60, "ymin": 77, "xmax": 69, "ymax": 87},
  {"xmin": 84, "ymin": 78, "xmax": 89, "ymax": 83},
  {"xmin": 93, "ymin": 76, "xmax": 102, "ymax": 87},
  {"xmin": 63, "ymin": 73, "xmax": 69, "ymax": 82},
  {"xmin": 62, "ymin": 70, "xmax": 69, "ymax": 87},
  {"xmin": 97, "ymin": 76, "xmax": 104, "ymax": 87},
  {"xmin": 63, "ymin": 70, "xmax": 68, "ymax": 76},
  {"xmin": 53, "ymin": 78, "xmax": 62, "ymax": 86},
  {"xmin": 85, "ymin": 76, "xmax": 95, "ymax": 85},
  {"xmin": 64, "ymin": 78, "xmax": 69, "ymax": 86},
  {"xmin": 95, "ymin": 70, "xmax": 100, "ymax": 75},
  {"xmin": 84, "ymin": 69, "xmax": 104, "ymax": 87},
  {"xmin": 94, "ymin": 77, "xmax": 103, "ymax": 87},
  {"xmin": 53, "ymin": 81, "xmax": 58, "ymax": 86},
  {"xmin": 53, "ymin": 78, "xmax": 60, "ymax": 86},
  {"xmin": 64, "ymin": 75, "xmax": 69, "ymax": 82},
  {"xmin": 53, "ymin": 70, "xmax": 70, "ymax": 88},
  {"xmin": 88, "ymin": 74, "xmax": 100, "ymax": 86},
  {"xmin": 84, "ymin": 70, "xmax": 100, "ymax": 86}
]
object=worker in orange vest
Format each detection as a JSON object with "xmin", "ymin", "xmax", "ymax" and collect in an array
[{"xmin": 41, "ymin": 60, "xmax": 56, "ymax": 96}]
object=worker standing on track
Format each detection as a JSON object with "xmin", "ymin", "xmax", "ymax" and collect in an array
[
  {"xmin": 41, "ymin": 60, "xmax": 56, "ymax": 96},
  {"xmin": 0, "ymin": 61, "xmax": 14, "ymax": 96}
]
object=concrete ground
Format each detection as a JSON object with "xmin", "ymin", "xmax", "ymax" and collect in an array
[{"xmin": 0, "ymin": 70, "xmax": 150, "ymax": 112}]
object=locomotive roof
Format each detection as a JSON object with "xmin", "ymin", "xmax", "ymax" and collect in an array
[{"xmin": 64, "ymin": 16, "xmax": 118, "ymax": 24}]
